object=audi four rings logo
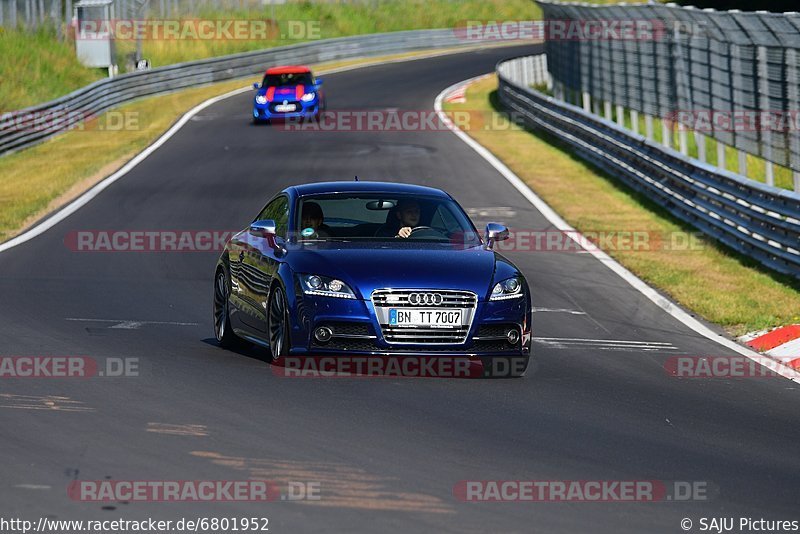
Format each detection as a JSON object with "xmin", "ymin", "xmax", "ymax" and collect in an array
[{"xmin": 408, "ymin": 293, "xmax": 444, "ymax": 306}]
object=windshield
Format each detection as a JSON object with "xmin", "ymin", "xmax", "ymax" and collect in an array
[
  {"xmin": 262, "ymin": 72, "xmax": 313, "ymax": 87},
  {"xmin": 295, "ymin": 194, "xmax": 481, "ymax": 244}
]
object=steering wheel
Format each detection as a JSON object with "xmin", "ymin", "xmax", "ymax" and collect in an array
[{"xmin": 408, "ymin": 226, "xmax": 433, "ymax": 235}]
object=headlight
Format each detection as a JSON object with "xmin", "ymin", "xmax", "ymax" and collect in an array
[
  {"xmin": 300, "ymin": 274, "xmax": 355, "ymax": 299},
  {"xmin": 490, "ymin": 276, "xmax": 524, "ymax": 301},
  {"xmin": 300, "ymin": 92, "xmax": 316, "ymax": 102},
  {"xmin": 255, "ymin": 95, "xmax": 268, "ymax": 105}
]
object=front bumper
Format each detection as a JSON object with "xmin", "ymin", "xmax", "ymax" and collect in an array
[
  {"xmin": 288, "ymin": 292, "xmax": 531, "ymax": 358},
  {"xmin": 253, "ymin": 99, "xmax": 319, "ymax": 120}
]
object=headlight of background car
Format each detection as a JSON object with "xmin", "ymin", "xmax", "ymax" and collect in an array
[
  {"xmin": 300, "ymin": 92, "xmax": 316, "ymax": 102},
  {"xmin": 300, "ymin": 274, "xmax": 356, "ymax": 299},
  {"xmin": 255, "ymin": 95, "xmax": 268, "ymax": 104},
  {"xmin": 490, "ymin": 277, "xmax": 524, "ymax": 301}
]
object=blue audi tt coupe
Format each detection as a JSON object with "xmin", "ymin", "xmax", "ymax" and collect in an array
[{"xmin": 213, "ymin": 181, "xmax": 532, "ymax": 377}]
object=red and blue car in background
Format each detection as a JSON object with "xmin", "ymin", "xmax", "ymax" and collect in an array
[{"xmin": 252, "ymin": 65, "xmax": 325, "ymax": 123}]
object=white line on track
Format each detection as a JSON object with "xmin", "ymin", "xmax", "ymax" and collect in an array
[
  {"xmin": 532, "ymin": 307, "xmax": 586, "ymax": 315},
  {"xmin": 65, "ymin": 318, "xmax": 198, "ymax": 329},
  {"xmin": 533, "ymin": 337, "xmax": 679, "ymax": 351},
  {"xmin": 434, "ymin": 76, "xmax": 800, "ymax": 383}
]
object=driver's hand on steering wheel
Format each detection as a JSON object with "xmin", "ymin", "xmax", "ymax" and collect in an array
[{"xmin": 396, "ymin": 226, "xmax": 413, "ymax": 238}]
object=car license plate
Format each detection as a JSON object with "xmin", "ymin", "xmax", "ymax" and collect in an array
[
  {"xmin": 274, "ymin": 103, "xmax": 296, "ymax": 112},
  {"xmin": 389, "ymin": 309, "xmax": 462, "ymax": 327}
]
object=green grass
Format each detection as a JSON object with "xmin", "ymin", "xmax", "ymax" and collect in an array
[
  {"xmin": 0, "ymin": 26, "xmax": 105, "ymax": 111},
  {"xmin": 1, "ymin": 0, "xmax": 539, "ymax": 111},
  {"xmin": 446, "ymin": 76, "xmax": 800, "ymax": 335}
]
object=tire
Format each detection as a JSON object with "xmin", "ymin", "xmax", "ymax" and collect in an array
[
  {"xmin": 213, "ymin": 267, "xmax": 240, "ymax": 348},
  {"xmin": 268, "ymin": 285, "xmax": 290, "ymax": 362},
  {"xmin": 480, "ymin": 354, "xmax": 530, "ymax": 378}
]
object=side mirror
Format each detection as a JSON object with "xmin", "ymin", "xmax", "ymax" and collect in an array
[
  {"xmin": 249, "ymin": 219, "xmax": 276, "ymax": 238},
  {"xmin": 315, "ymin": 77, "xmax": 324, "ymax": 86},
  {"xmin": 253, "ymin": 82, "xmax": 260, "ymax": 89},
  {"xmin": 484, "ymin": 222, "xmax": 509, "ymax": 249}
]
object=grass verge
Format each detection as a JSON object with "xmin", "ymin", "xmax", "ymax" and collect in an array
[
  {"xmin": 1, "ymin": 0, "xmax": 538, "ymax": 110},
  {"xmin": 0, "ymin": 48, "xmax": 473, "ymax": 245},
  {"xmin": 444, "ymin": 75, "xmax": 800, "ymax": 335}
]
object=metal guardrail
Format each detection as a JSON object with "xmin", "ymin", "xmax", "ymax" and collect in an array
[
  {"xmin": 0, "ymin": 29, "xmax": 478, "ymax": 156},
  {"xmin": 497, "ymin": 55, "xmax": 800, "ymax": 279}
]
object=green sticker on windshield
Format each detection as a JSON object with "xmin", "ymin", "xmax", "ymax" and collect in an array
[{"xmin": 301, "ymin": 227, "xmax": 315, "ymax": 237}]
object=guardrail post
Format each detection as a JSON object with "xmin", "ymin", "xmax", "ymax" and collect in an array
[
  {"xmin": 758, "ymin": 46, "xmax": 774, "ymax": 187},
  {"xmin": 631, "ymin": 110, "xmax": 639, "ymax": 136},
  {"xmin": 695, "ymin": 132, "xmax": 706, "ymax": 163},
  {"xmin": 645, "ymin": 114, "xmax": 654, "ymax": 140},
  {"xmin": 679, "ymin": 129, "xmax": 688, "ymax": 156},
  {"xmin": 604, "ymin": 101, "xmax": 613, "ymax": 121},
  {"xmin": 738, "ymin": 150, "xmax": 747, "ymax": 177},
  {"xmin": 717, "ymin": 141, "xmax": 726, "ymax": 171},
  {"xmin": 616, "ymin": 105, "xmax": 625, "ymax": 127},
  {"xmin": 582, "ymin": 92, "xmax": 591, "ymax": 112},
  {"xmin": 765, "ymin": 162, "xmax": 775, "ymax": 186},
  {"xmin": 794, "ymin": 171, "xmax": 800, "ymax": 193},
  {"xmin": 662, "ymin": 120, "xmax": 671, "ymax": 149}
]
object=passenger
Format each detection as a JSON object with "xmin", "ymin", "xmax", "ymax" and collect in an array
[{"xmin": 301, "ymin": 202, "xmax": 331, "ymax": 238}]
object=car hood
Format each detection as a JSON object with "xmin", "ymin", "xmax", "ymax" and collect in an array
[
  {"xmin": 287, "ymin": 242, "xmax": 499, "ymax": 299},
  {"xmin": 257, "ymin": 84, "xmax": 311, "ymax": 99}
]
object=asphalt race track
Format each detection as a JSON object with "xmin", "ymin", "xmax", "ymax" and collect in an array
[{"xmin": 2, "ymin": 44, "xmax": 799, "ymax": 533}]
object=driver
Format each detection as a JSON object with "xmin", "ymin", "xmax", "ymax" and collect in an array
[{"xmin": 394, "ymin": 200, "xmax": 421, "ymax": 238}]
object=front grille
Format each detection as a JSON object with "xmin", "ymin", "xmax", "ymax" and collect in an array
[
  {"xmin": 311, "ymin": 321, "xmax": 375, "ymax": 350},
  {"xmin": 372, "ymin": 289, "xmax": 477, "ymax": 308},
  {"xmin": 381, "ymin": 326, "xmax": 470, "ymax": 344},
  {"xmin": 474, "ymin": 324, "xmax": 520, "ymax": 352},
  {"xmin": 372, "ymin": 289, "xmax": 477, "ymax": 345},
  {"xmin": 325, "ymin": 322, "xmax": 371, "ymax": 337},
  {"xmin": 475, "ymin": 340, "xmax": 517, "ymax": 352},
  {"xmin": 312, "ymin": 338, "xmax": 376, "ymax": 351},
  {"xmin": 475, "ymin": 324, "xmax": 516, "ymax": 339}
]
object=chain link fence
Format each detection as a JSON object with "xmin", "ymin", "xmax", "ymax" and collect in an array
[
  {"xmin": 497, "ymin": 54, "xmax": 800, "ymax": 279},
  {"xmin": 538, "ymin": 0, "xmax": 800, "ymax": 192}
]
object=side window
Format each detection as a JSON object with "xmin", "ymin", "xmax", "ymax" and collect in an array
[{"xmin": 257, "ymin": 196, "xmax": 289, "ymax": 237}]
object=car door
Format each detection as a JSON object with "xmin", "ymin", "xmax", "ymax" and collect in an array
[{"xmin": 244, "ymin": 195, "xmax": 290, "ymax": 333}]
